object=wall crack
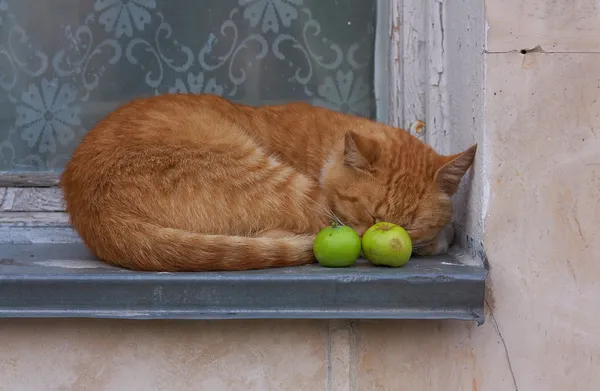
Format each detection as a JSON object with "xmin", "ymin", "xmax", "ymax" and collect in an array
[{"xmin": 486, "ymin": 299, "xmax": 519, "ymax": 391}]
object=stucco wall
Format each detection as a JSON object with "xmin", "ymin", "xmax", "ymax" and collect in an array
[{"xmin": 2, "ymin": 0, "xmax": 599, "ymax": 390}]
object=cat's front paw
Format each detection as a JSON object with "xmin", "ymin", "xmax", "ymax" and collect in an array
[{"xmin": 432, "ymin": 224, "xmax": 455, "ymax": 255}]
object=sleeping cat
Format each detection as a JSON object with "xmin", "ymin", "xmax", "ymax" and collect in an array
[{"xmin": 60, "ymin": 94, "xmax": 476, "ymax": 272}]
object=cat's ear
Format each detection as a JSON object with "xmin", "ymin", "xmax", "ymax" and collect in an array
[
  {"xmin": 434, "ymin": 144, "xmax": 477, "ymax": 195},
  {"xmin": 344, "ymin": 132, "xmax": 380, "ymax": 171}
]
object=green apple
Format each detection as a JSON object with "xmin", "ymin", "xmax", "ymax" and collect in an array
[
  {"xmin": 362, "ymin": 222, "xmax": 412, "ymax": 267},
  {"xmin": 313, "ymin": 222, "xmax": 362, "ymax": 267}
]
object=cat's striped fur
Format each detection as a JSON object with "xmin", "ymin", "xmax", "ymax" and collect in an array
[{"xmin": 60, "ymin": 94, "xmax": 476, "ymax": 271}]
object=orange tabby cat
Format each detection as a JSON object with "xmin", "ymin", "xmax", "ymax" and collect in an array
[{"xmin": 60, "ymin": 94, "xmax": 476, "ymax": 272}]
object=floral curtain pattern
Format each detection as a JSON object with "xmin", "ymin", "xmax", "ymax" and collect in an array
[{"xmin": 0, "ymin": 0, "xmax": 376, "ymax": 171}]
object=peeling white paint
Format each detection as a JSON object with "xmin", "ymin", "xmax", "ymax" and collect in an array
[
  {"xmin": 0, "ymin": 227, "xmax": 81, "ymax": 244},
  {"xmin": 429, "ymin": 0, "xmax": 486, "ymax": 261},
  {"xmin": 1, "ymin": 188, "xmax": 16, "ymax": 210},
  {"xmin": 480, "ymin": 37, "xmax": 490, "ymax": 225},
  {"xmin": 424, "ymin": 0, "xmax": 447, "ymax": 150}
]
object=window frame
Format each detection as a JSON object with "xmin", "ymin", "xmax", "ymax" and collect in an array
[{"xmin": 0, "ymin": 0, "xmax": 488, "ymax": 324}]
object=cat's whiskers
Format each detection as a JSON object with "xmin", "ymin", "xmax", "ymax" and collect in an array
[
  {"xmin": 286, "ymin": 184, "xmax": 343, "ymax": 227},
  {"xmin": 410, "ymin": 242, "xmax": 431, "ymax": 251},
  {"xmin": 330, "ymin": 213, "xmax": 344, "ymax": 226},
  {"xmin": 304, "ymin": 196, "xmax": 338, "ymax": 223}
]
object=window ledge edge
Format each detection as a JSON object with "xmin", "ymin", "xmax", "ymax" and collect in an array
[{"xmin": 0, "ymin": 242, "xmax": 488, "ymax": 325}]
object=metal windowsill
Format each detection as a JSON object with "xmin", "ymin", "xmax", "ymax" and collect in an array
[{"xmin": 0, "ymin": 241, "xmax": 488, "ymax": 324}]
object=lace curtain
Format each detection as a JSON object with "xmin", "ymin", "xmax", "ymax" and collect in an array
[{"xmin": 0, "ymin": 0, "xmax": 377, "ymax": 171}]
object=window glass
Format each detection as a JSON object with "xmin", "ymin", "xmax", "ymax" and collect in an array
[{"xmin": 0, "ymin": 0, "xmax": 376, "ymax": 171}]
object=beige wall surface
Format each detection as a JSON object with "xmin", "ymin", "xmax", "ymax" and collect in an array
[
  {"xmin": 486, "ymin": 0, "xmax": 600, "ymax": 52},
  {"xmin": 0, "ymin": 320, "xmax": 328, "ymax": 391},
  {"xmin": 1, "ymin": 0, "xmax": 599, "ymax": 390},
  {"xmin": 482, "ymin": 0, "xmax": 600, "ymax": 386},
  {"xmin": 483, "ymin": 51, "xmax": 600, "ymax": 391}
]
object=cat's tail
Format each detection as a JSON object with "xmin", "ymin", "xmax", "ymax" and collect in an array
[{"xmin": 91, "ymin": 220, "xmax": 316, "ymax": 272}]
